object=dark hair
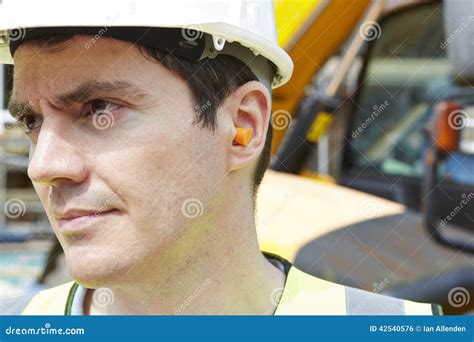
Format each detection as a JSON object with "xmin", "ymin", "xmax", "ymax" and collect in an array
[{"xmin": 20, "ymin": 35, "xmax": 273, "ymax": 199}]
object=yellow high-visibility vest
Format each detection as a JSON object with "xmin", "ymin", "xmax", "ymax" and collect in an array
[{"xmin": 22, "ymin": 257, "xmax": 441, "ymax": 315}]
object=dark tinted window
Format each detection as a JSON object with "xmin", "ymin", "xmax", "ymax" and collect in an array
[{"xmin": 348, "ymin": 3, "xmax": 453, "ymax": 178}]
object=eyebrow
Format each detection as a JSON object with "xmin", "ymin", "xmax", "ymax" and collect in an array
[{"xmin": 8, "ymin": 80, "xmax": 152, "ymax": 119}]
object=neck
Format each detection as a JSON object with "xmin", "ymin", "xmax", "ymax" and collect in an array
[{"xmin": 84, "ymin": 197, "xmax": 286, "ymax": 315}]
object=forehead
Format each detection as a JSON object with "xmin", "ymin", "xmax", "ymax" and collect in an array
[
  {"xmin": 16, "ymin": 35, "xmax": 142, "ymax": 71},
  {"xmin": 12, "ymin": 35, "xmax": 180, "ymax": 103}
]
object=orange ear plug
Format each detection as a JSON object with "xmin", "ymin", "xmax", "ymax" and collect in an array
[{"xmin": 233, "ymin": 127, "xmax": 253, "ymax": 146}]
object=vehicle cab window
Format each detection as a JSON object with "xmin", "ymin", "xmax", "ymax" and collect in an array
[{"xmin": 347, "ymin": 3, "xmax": 452, "ymax": 178}]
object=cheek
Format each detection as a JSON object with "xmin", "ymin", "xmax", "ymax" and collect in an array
[
  {"xmin": 112, "ymin": 126, "xmax": 221, "ymax": 224},
  {"xmin": 94, "ymin": 126, "xmax": 191, "ymax": 221}
]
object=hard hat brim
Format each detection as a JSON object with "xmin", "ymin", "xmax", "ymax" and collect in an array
[{"xmin": 0, "ymin": 23, "xmax": 293, "ymax": 88}]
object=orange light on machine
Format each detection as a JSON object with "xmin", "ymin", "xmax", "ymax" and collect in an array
[{"xmin": 433, "ymin": 101, "xmax": 461, "ymax": 153}]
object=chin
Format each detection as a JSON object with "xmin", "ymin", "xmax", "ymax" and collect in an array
[{"xmin": 64, "ymin": 246, "xmax": 133, "ymax": 289}]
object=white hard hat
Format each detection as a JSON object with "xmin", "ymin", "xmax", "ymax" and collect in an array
[{"xmin": 0, "ymin": 0, "xmax": 293, "ymax": 89}]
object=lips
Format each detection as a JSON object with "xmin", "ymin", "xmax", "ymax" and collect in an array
[
  {"xmin": 57, "ymin": 209, "xmax": 103, "ymax": 220},
  {"xmin": 56, "ymin": 208, "xmax": 119, "ymax": 233}
]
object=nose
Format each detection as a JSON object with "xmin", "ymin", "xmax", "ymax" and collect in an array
[{"xmin": 27, "ymin": 121, "xmax": 88, "ymax": 186}]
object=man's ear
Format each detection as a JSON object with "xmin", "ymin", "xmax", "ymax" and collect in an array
[{"xmin": 227, "ymin": 81, "xmax": 271, "ymax": 173}]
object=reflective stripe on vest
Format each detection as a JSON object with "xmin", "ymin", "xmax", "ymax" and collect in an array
[
  {"xmin": 273, "ymin": 267, "xmax": 441, "ymax": 315},
  {"xmin": 22, "ymin": 267, "xmax": 442, "ymax": 315}
]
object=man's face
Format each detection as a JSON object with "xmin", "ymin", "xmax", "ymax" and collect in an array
[{"xmin": 12, "ymin": 36, "xmax": 228, "ymax": 287}]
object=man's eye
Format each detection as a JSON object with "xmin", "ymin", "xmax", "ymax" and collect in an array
[
  {"xmin": 18, "ymin": 114, "xmax": 42, "ymax": 134},
  {"xmin": 87, "ymin": 99, "xmax": 123, "ymax": 117}
]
